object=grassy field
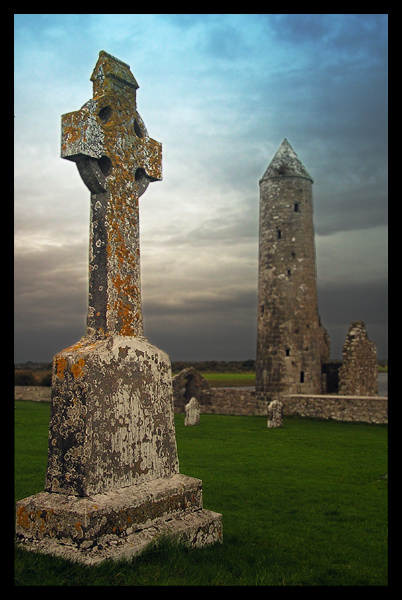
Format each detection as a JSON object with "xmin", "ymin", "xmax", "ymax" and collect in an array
[
  {"xmin": 201, "ymin": 372, "xmax": 256, "ymax": 387},
  {"xmin": 14, "ymin": 401, "xmax": 388, "ymax": 586}
]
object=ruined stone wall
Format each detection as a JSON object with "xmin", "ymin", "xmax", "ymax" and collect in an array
[
  {"xmin": 194, "ymin": 389, "xmax": 267, "ymax": 416},
  {"xmin": 172, "ymin": 386, "xmax": 387, "ymax": 424},
  {"xmin": 16, "ymin": 385, "xmax": 387, "ymax": 425},
  {"xmin": 338, "ymin": 322, "xmax": 378, "ymax": 396},
  {"xmin": 172, "ymin": 368, "xmax": 212, "ymax": 413},
  {"xmin": 281, "ymin": 394, "xmax": 387, "ymax": 425},
  {"xmin": 15, "ymin": 386, "xmax": 52, "ymax": 402}
]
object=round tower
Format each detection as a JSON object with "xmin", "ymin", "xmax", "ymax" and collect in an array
[{"xmin": 256, "ymin": 139, "xmax": 329, "ymax": 398}]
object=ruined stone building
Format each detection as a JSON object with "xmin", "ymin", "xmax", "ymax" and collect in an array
[
  {"xmin": 255, "ymin": 139, "xmax": 330, "ymax": 398},
  {"xmin": 172, "ymin": 367, "xmax": 212, "ymax": 412},
  {"xmin": 338, "ymin": 321, "xmax": 378, "ymax": 396}
]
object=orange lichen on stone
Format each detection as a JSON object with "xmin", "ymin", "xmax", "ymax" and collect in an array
[
  {"xmin": 114, "ymin": 297, "xmax": 136, "ymax": 336},
  {"xmin": 75, "ymin": 522, "xmax": 84, "ymax": 538},
  {"xmin": 16, "ymin": 505, "xmax": 30, "ymax": 530},
  {"xmin": 61, "ymin": 110, "xmax": 86, "ymax": 154},
  {"xmin": 112, "ymin": 273, "xmax": 139, "ymax": 300},
  {"xmin": 63, "ymin": 124, "xmax": 81, "ymax": 145},
  {"xmin": 55, "ymin": 356, "xmax": 68, "ymax": 379},
  {"xmin": 71, "ymin": 358, "xmax": 85, "ymax": 378},
  {"xmin": 61, "ymin": 51, "xmax": 162, "ymax": 342},
  {"xmin": 65, "ymin": 341, "xmax": 83, "ymax": 352}
]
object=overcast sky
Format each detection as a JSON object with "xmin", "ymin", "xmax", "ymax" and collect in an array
[{"xmin": 14, "ymin": 14, "xmax": 388, "ymax": 363}]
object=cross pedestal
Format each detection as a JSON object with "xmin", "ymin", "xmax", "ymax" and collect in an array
[{"xmin": 16, "ymin": 52, "xmax": 222, "ymax": 564}]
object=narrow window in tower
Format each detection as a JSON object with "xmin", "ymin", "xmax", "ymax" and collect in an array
[
  {"xmin": 300, "ymin": 371, "xmax": 304, "ymax": 383},
  {"xmin": 294, "ymin": 203, "xmax": 299, "ymax": 212},
  {"xmin": 260, "ymin": 305, "xmax": 265, "ymax": 316},
  {"xmin": 287, "ymin": 269, "xmax": 291, "ymax": 276},
  {"xmin": 277, "ymin": 230, "xmax": 281, "ymax": 239},
  {"xmin": 285, "ymin": 348, "xmax": 290, "ymax": 356}
]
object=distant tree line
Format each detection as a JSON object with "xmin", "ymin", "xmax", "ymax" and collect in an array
[
  {"xmin": 14, "ymin": 369, "xmax": 52, "ymax": 386},
  {"xmin": 171, "ymin": 360, "xmax": 256, "ymax": 374},
  {"xmin": 14, "ymin": 360, "xmax": 257, "ymax": 385}
]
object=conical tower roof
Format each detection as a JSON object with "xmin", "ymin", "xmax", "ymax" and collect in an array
[{"xmin": 260, "ymin": 139, "xmax": 313, "ymax": 183}]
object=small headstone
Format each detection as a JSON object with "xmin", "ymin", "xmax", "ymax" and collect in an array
[
  {"xmin": 15, "ymin": 51, "xmax": 222, "ymax": 564},
  {"xmin": 267, "ymin": 399, "xmax": 283, "ymax": 428},
  {"xmin": 185, "ymin": 397, "xmax": 200, "ymax": 426}
]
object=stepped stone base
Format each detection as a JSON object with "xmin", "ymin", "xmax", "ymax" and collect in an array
[{"xmin": 16, "ymin": 473, "xmax": 222, "ymax": 565}]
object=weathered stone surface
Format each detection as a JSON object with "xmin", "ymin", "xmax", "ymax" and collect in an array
[
  {"xmin": 172, "ymin": 367, "xmax": 212, "ymax": 412},
  {"xmin": 199, "ymin": 388, "xmax": 268, "ymax": 416},
  {"xmin": 267, "ymin": 399, "xmax": 283, "ymax": 428},
  {"xmin": 17, "ymin": 474, "xmax": 202, "ymax": 544},
  {"xmin": 282, "ymin": 394, "xmax": 387, "ymax": 424},
  {"xmin": 256, "ymin": 139, "xmax": 330, "ymax": 398},
  {"xmin": 61, "ymin": 50, "xmax": 162, "ymax": 340},
  {"xmin": 185, "ymin": 397, "xmax": 200, "ymax": 426},
  {"xmin": 45, "ymin": 336, "xmax": 179, "ymax": 497},
  {"xmin": 338, "ymin": 321, "xmax": 378, "ymax": 396},
  {"xmin": 16, "ymin": 473, "xmax": 222, "ymax": 564},
  {"xmin": 16, "ymin": 506, "xmax": 222, "ymax": 566}
]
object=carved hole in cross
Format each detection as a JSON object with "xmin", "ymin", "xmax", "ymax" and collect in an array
[
  {"xmin": 135, "ymin": 167, "xmax": 147, "ymax": 182},
  {"xmin": 98, "ymin": 105, "xmax": 112, "ymax": 123},
  {"xmin": 135, "ymin": 167, "xmax": 150, "ymax": 197},
  {"xmin": 97, "ymin": 155, "xmax": 112, "ymax": 178},
  {"xmin": 134, "ymin": 118, "xmax": 144, "ymax": 138}
]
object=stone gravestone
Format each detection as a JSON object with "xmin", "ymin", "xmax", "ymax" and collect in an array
[
  {"xmin": 16, "ymin": 51, "xmax": 222, "ymax": 564},
  {"xmin": 267, "ymin": 399, "xmax": 283, "ymax": 428},
  {"xmin": 185, "ymin": 397, "xmax": 200, "ymax": 426}
]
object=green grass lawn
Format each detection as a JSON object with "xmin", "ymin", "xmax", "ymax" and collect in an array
[
  {"xmin": 201, "ymin": 372, "xmax": 255, "ymax": 387},
  {"xmin": 14, "ymin": 401, "xmax": 388, "ymax": 586}
]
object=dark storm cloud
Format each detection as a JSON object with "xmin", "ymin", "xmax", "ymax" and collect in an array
[
  {"xmin": 314, "ymin": 184, "xmax": 388, "ymax": 236},
  {"xmin": 14, "ymin": 14, "xmax": 388, "ymax": 363},
  {"xmin": 268, "ymin": 14, "xmax": 387, "ymax": 56},
  {"xmin": 143, "ymin": 288, "xmax": 258, "ymax": 361},
  {"xmin": 14, "ymin": 243, "xmax": 88, "ymax": 360},
  {"xmin": 318, "ymin": 279, "xmax": 388, "ymax": 358}
]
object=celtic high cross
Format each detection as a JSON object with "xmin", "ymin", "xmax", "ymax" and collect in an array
[
  {"xmin": 16, "ymin": 53, "xmax": 222, "ymax": 561},
  {"xmin": 61, "ymin": 50, "xmax": 162, "ymax": 339}
]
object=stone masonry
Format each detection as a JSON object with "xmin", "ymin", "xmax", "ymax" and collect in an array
[
  {"xmin": 169, "ymin": 367, "xmax": 386, "ymax": 424},
  {"xmin": 256, "ymin": 140, "xmax": 330, "ymax": 400},
  {"xmin": 15, "ymin": 377, "xmax": 387, "ymax": 424},
  {"xmin": 338, "ymin": 321, "xmax": 378, "ymax": 396},
  {"xmin": 15, "ymin": 51, "xmax": 222, "ymax": 564},
  {"xmin": 172, "ymin": 367, "xmax": 212, "ymax": 413}
]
